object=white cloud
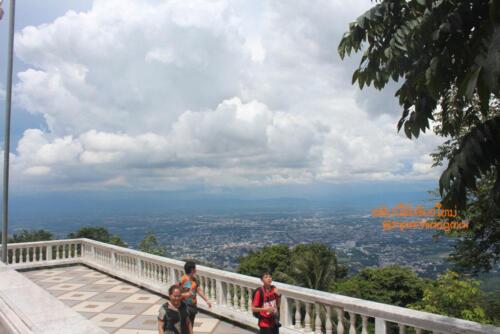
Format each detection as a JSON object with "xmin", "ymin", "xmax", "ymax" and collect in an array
[{"xmin": 10, "ymin": 0, "xmax": 445, "ymax": 191}]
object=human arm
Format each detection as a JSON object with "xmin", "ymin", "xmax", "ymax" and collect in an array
[
  {"xmin": 157, "ymin": 320, "xmax": 165, "ymax": 334},
  {"xmin": 197, "ymin": 287, "xmax": 212, "ymax": 308},
  {"xmin": 157, "ymin": 304, "xmax": 166, "ymax": 334}
]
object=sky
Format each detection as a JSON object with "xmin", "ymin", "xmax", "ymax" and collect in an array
[{"xmin": 0, "ymin": 0, "xmax": 445, "ymax": 207}]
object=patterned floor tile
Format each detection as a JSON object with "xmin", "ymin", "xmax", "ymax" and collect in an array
[
  {"xmin": 79, "ymin": 283, "xmax": 115, "ymax": 292},
  {"xmin": 69, "ymin": 266, "xmax": 94, "ymax": 273},
  {"xmin": 193, "ymin": 318, "xmax": 219, "ymax": 333},
  {"xmin": 32, "ymin": 270, "xmax": 62, "ymax": 277},
  {"xmin": 90, "ymin": 313, "xmax": 135, "ymax": 328},
  {"xmin": 121, "ymin": 294, "xmax": 160, "ymax": 304},
  {"xmin": 141, "ymin": 304, "xmax": 162, "ymax": 316},
  {"xmin": 22, "ymin": 265, "xmax": 253, "ymax": 334},
  {"xmin": 58, "ymin": 291, "xmax": 98, "ymax": 301},
  {"xmin": 104, "ymin": 303, "xmax": 151, "ymax": 315},
  {"xmin": 60, "ymin": 299, "xmax": 85, "ymax": 307},
  {"xmin": 47, "ymin": 289, "xmax": 69, "ymax": 297},
  {"xmin": 39, "ymin": 276, "xmax": 73, "ymax": 283},
  {"xmin": 95, "ymin": 278, "xmax": 122, "ymax": 285},
  {"xmin": 121, "ymin": 315, "xmax": 157, "ymax": 330},
  {"xmin": 72, "ymin": 301, "xmax": 114, "ymax": 313},
  {"xmin": 67, "ymin": 276, "xmax": 99, "ymax": 285},
  {"xmin": 48, "ymin": 283, "xmax": 85, "ymax": 291},
  {"xmin": 106, "ymin": 285, "xmax": 140, "ymax": 294},
  {"xmin": 84, "ymin": 272, "xmax": 108, "ymax": 278},
  {"xmin": 79, "ymin": 312, "xmax": 97, "ymax": 319},
  {"xmin": 88, "ymin": 292, "xmax": 130, "ymax": 303},
  {"xmin": 114, "ymin": 330, "xmax": 156, "ymax": 334}
]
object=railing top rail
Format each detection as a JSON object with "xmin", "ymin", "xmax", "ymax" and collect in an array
[
  {"xmin": 3, "ymin": 239, "xmax": 81, "ymax": 247},
  {"xmin": 9, "ymin": 238, "xmax": 499, "ymax": 334}
]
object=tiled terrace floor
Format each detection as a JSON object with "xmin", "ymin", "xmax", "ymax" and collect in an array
[{"xmin": 22, "ymin": 264, "xmax": 254, "ymax": 334}]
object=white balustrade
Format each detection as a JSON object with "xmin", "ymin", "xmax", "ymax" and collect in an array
[
  {"xmin": 314, "ymin": 303, "xmax": 321, "ymax": 334},
  {"xmin": 3, "ymin": 238, "xmax": 499, "ymax": 334}
]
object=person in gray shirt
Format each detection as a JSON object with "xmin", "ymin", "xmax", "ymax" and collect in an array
[{"xmin": 158, "ymin": 285, "xmax": 193, "ymax": 334}]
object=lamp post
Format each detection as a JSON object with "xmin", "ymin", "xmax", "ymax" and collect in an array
[{"xmin": 2, "ymin": 0, "xmax": 16, "ymax": 263}]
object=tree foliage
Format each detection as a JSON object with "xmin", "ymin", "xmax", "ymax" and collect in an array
[
  {"xmin": 4, "ymin": 229, "xmax": 54, "ymax": 243},
  {"xmin": 67, "ymin": 226, "xmax": 128, "ymax": 247},
  {"xmin": 283, "ymin": 243, "xmax": 348, "ymax": 291},
  {"xmin": 409, "ymin": 271, "xmax": 491, "ymax": 324},
  {"xmin": 431, "ymin": 92, "xmax": 499, "ymax": 273},
  {"xmin": 338, "ymin": 0, "xmax": 500, "ymax": 210},
  {"xmin": 333, "ymin": 266, "xmax": 427, "ymax": 307},
  {"xmin": 138, "ymin": 232, "xmax": 166, "ymax": 257},
  {"xmin": 238, "ymin": 243, "xmax": 347, "ymax": 291},
  {"xmin": 237, "ymin": 244, "xmax": 292, "ymax": 281}
]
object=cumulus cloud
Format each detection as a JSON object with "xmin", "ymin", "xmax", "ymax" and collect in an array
[{"xmin": 9, "ymin": 0, "xmax": 445, "ymax": 191}]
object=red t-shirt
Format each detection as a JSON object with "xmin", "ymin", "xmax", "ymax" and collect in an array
[{"xmin": 252, "ymin": 287, "xmax": 279, "ymax": 328}]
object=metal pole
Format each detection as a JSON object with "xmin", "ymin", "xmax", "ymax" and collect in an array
[{"xmin": 2, "ymin": 0, "xmax": 16, "ymax": 263}]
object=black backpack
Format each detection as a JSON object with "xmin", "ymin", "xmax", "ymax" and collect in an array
[{"xmin": 160, "ymin": 303, "xmax": 180, "ymax": 334}]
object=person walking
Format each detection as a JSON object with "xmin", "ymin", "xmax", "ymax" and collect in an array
[
  {"xmin": 158, "ymin": 284, "xmax": 193, "ymax": 334},
  {"xmin": 251, "ymin": 272, "xmax": 281, "ymax": 334},
  {"xmin": 180, "ymin": 260, "xmax": 212, "ymax": 326}
]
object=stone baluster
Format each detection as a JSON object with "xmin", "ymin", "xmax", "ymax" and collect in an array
[
  {"xmin": 314, "ymin": 303, "xmax": 322, "ymax": 334},
  {"xmin": 415, "ymin": 328, "xmax": 422, "ymax": 334},
  {"xmin": 304, "ymin": 302, "xmax": 312, "ymax": 332},
  {"xmin": 362, "ymin": 316, "xmax": 369, "ymax": 334},
  {"xmin": 294, "ymin": 299, "xmax": 302, "ymax": 329},
  {"xmin": 240, "ymin": 286, "xmax": 246, "ymax": 311},
  {"xmin": 46, "ymin": 245, "xmax": 52, "ymax": 261},
  {"xmin": 54, "ymin": 244, "xmax": 59, "ymax": 260},
  {"xmin": 211, "ymin": 278, "xmax": 217, "ymax": 302},
  {"xmin": 226, "ymin": 283, "xmax": 232, "ymax": 308},
  {"xmin": 325, "ymin": 306, "xmax": 333, "ymax": 334},
  {"xmin": 247, "ymin": 287, "xmax": 252, "ymax": 314},
  {"xmin": 199, "ymin": 276, "xmax": 205, "ymax": 294},
  {"xmin": 337, "ymin": 308, "xmax": 345, "ymax": 334},
  {"xmin": 349, "ymin": 312, "xmax": 356, "ymax": 334},
  {"xmin": 233, "ymin": 284, "xmax": 239, "ymax": 309},
  {"xmin": 216, "ymin": 279, "xmax": 224, "ymax": 305},
  {"xmin": 375, "ymin": 318, "xmax": 386, "ymax": 334},
  {"xmin": 398, "ymin": 324, "xmax": 406, "ymax": 334},
  {"xmin": 111, "ymin": 251, "xmax": 116, "ymax": 268}
]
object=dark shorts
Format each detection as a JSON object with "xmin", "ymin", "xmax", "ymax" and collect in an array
[
  {"xmin": 187, "ymin": 304, "xmax": 198, "ymax": 324},
  {"xmin": 259, "ymin": 327, "xmax": 279, "ymax": 334}
]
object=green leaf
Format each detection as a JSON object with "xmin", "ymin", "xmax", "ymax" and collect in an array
[
  {"xmin": 490, "ymin": 0, "xmax": 500, "ymax": 24},
  {"xmin": 459, "ymin": 67, "xmax": 482, "ymax": 99},
  {"xmin": 352, "ymin": 70, "xmax": 360, "ymax": 85}
]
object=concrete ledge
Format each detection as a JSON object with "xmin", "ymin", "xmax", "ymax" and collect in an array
[{"xmin": 0, "ymin": 262, "xmax": 106, "ymax": 334}]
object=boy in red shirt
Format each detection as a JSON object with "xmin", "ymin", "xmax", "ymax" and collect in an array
[{"xmin": 251, "ymin": 272, "xmax": 281, "ymax": 334}]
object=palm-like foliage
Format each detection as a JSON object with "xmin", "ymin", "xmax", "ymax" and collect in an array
[{"xmin": 282, "ymin": 243, "xmax": 347, "ymax": 291}]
